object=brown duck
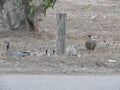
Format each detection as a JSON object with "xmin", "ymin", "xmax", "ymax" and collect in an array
[{"xmin": 85, "ymin": 34, "xmax": 97, "ymax": 53}]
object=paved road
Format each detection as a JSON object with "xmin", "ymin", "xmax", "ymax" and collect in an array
[{"xmin": 0, "ymin": 75, "xmax": 120, "ymax": 90}]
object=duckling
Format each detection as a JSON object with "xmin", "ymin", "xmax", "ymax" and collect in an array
[
  {"xmin": 33, "ymin": 49, "xmax": 50, "ymax": 57},
  {"xmin": 5, "ymin": 41, "xmax": 30, "ymax": 57}
]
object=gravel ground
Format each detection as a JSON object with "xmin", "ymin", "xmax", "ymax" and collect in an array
[{"xmin": 0, "ymin": 0, "xmax": 120, "ymax": 75}]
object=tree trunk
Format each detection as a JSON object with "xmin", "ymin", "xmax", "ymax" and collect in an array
[
  {"xmin": 34, "ymin": 0, "xmax": 44, "ymax": 32},
  {"xmin": 21, "ymin": 0, "xmax": 31, "ymax": 31},
  {"xmin": 3, "ymin": 0, "xmax": 20, "ymax": 30},
  {"xmin": 6, "ymin": 0, "xmax": 18, "ymax": 29}
]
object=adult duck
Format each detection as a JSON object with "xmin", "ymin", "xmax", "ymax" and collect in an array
[
  {"xmin": 5, "ymin": 41, "xmax": 30, "ymax": 57},
  {"xmin": 85, "ymin": 34, "xmax": 97, "ymax": 53}
]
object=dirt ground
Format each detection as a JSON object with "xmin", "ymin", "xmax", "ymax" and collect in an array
[{"xmin": 0, "ymin": 0, "xmax": 120, "ymax": 75}]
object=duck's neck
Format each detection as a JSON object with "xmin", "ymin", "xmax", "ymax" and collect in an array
[
  {"xmin": 88, "ymin": 36, "xmax": 91, "ymax": 38},
  {"xmin": 88, "ymin": 35, "xmax": 92, "ymax": 40},
  {"xmin": 45, "ymin": 50, "xmax": 48, "ymax": 55},
  {"xmin": 6, "ymin": 44, "xmax": 9, "ymax": 51},
  {"xmin": 53, "ymin": 50, "xmax": 55, "ymax": 55}
]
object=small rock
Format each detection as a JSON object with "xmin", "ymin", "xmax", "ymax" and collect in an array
[{"xmin": 108, "ymin": 59, "xmax": 117, "ymax": 63}]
